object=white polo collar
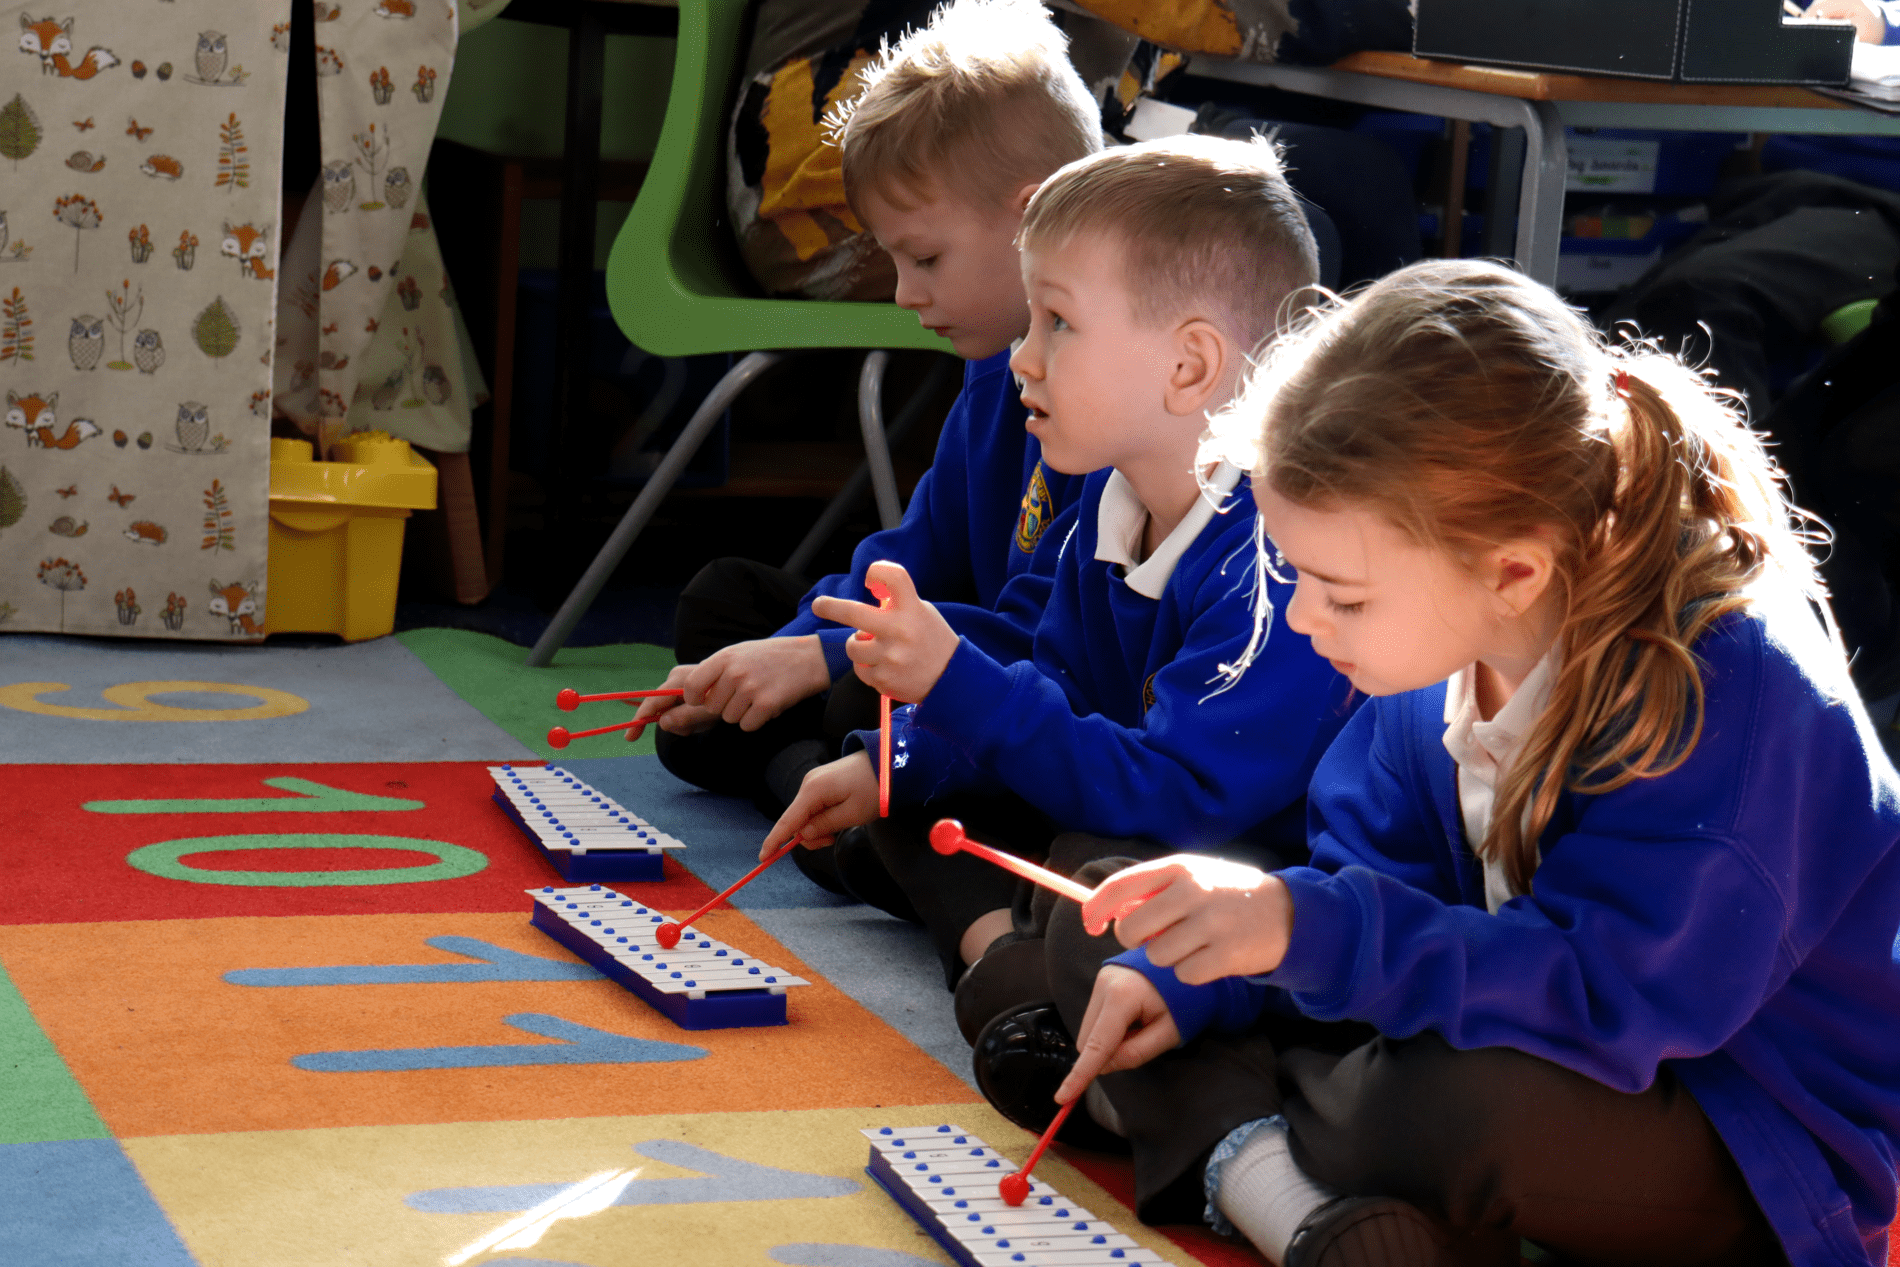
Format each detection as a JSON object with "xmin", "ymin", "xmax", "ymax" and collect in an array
[{"xmin": 1094, "ymin": 461, "xmax": 1243, "ymax": 599}]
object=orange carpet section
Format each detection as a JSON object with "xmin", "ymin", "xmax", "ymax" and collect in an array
[{"xmin": 0, "ymin": 910, "xmax": 976, "ymax": 1137}]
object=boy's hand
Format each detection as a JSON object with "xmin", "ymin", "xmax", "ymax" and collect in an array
[
  {"xmin": 1082, "ymin": 856, "xmax": 1294, "ymax": 984},
  {"xmin": 633, "ymin": 636, "xmax": 833, "ymax": 736},
  {"xmin": 1055, "ymin": 966, "xmax": 1179, "ymax": 1104},
  {"xmin": 809, "ymin": 562, "xmax": 960, "ymax": 704},
  {"xmin": 760, "ymin": 751, "xmax": 878, "ymax": 858}
]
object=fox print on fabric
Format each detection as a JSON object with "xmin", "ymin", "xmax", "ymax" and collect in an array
[
  {"xmin": 220, "ymin": 222, "xmax": 273, "ymax": 280},
  {"xmin": 18, "ymin": 15, "xmax": 119, "ymax": 81},
  {"xmin": 206, "ymin": 578, "xmax": 260, "ymax": 636},
  {"xmin": 5, "ymin": 390, "xmax": 100, "ymax": 450}
]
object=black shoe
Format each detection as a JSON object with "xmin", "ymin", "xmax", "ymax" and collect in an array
[
  {"xmin": 953, "ymin": 934, "xmax": 1050, "ymax": 1045},
  {"xmin": 1285, "ymin": 1196, "xmax": 1513, "ymax": 1267},
  {"xmin": 971, "ymin": 1002, "xmax": 1129, "ymax": 1153}
]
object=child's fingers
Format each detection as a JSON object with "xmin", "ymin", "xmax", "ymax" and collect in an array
[
  {"xmin": 810, "ymin": 594, "xmax": 893, "ymax": 636},
  {"xmin": 862, "ymin": 560, "xmax": 919, "ymax": 609},
  {"xmin": 1082, "ymin": 860, "xmax": 1186, "ymax": 936},
  {"xmin": 1057, "ymin": 990, "xmax": 1129, "ymax": 1101},
  {"xmin": 1107, "ymin": 880, "xmax": 1204, "ymax": 954}
]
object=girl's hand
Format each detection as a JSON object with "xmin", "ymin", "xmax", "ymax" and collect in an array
[
  {"xmin": 760, "ymin": 751, "xmax": 879, "ymax": 858},
  {"xmin": 636, "ymin": 636, "xmax": 833, "ymax": 736},
  {"xmin": 1082, "ymin": 855, "xmax": 1294, "ymax": 984},
  {"xmin": 1054, "ymin": 966, "xmax": 1180, "ymax": 1104},
  {"xmin": 809, "ymin": 561, "xmax": 960, "ymax": 704}
]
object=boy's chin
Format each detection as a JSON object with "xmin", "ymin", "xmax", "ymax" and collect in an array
[{"xmin": 950, "ymin": 330, "xmax": 1012, "ymax": 360}]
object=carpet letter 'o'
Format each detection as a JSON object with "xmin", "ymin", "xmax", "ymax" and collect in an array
[{"xmin": 124, "ymin": 834, "xmax": 489, "ymax": 887}]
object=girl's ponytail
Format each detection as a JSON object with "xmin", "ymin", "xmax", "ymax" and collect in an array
[{"xmin": 1490, "ymin": 355, "xmax": 1820, "ymax": 893}]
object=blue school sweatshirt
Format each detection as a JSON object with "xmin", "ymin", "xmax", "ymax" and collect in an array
[
  {"xmin": 1121, "ymin": 591, "xmax": 1900, "ymax": 1265},
  {"xmin": 776, "ymin": 348, "xmax": 1083, "ymax": 676},
  {"xmin": 863, "ymin": 469, "xmax": 1354, "ymax": 853}
]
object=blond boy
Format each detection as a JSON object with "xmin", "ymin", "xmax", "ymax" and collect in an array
[
  {"xmin": 762, "ymin": 138, "xmax": 1355, "ymax": 1049},
  {"xmin": 638, "ymin": 0, "xmax": 1100, "ymax": 844}
]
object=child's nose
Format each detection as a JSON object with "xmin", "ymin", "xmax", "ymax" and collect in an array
[
  {"xmin": 1284, "ymin": 579, "xmax": 1321, "ymax": 637},
  {"xmin": 1008, "ymin": 335, "xmax": 1040, "ymax": 381},
  {"xmin": 893, "ymin": 266, "xmax": 927, "ymax": 312}
]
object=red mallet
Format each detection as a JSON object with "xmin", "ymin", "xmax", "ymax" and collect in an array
[
  {"xmin": 547, "ymin": 718, "xmax": 647, "ymax": 749},
  {"xmin": 857, "ymin": 579, "xmax": 896, "ymax": 817},
  {"xmin": 555, "ymin": 687, "xmax": 684, "ymax": 711},
  {"xmin": 655, "ymin": 837, "xmax": 801, "ymax": 949},
  {"xmin": 930, "ymin": 819, "xmax": 1092, "ymax": 903},
  {"xmin": 999, "ymin": 1099, "xmax": 1076, "ymax": 1206}
]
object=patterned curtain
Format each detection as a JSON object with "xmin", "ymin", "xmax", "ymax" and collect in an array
[{"xmin": 0, "ymin": 0, "xmax": 501, "ymax": 640}]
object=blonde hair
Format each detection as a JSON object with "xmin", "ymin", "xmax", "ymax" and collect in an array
[
  {"xmin": 1020, "ymin": 135, "xmax": 1319, "ymax": 354},
  {"xmin": 1206, "ymin": 259, "xmax": 1827, "ymax": 895},
  {"xmin": 827, "ymin": 0, "xmax": 1102, "ymax": 216}
]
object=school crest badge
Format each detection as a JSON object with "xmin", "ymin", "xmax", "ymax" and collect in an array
[{"xmin": 1014, "ymin": 462, "xmax": 1052, "ymax": 554}]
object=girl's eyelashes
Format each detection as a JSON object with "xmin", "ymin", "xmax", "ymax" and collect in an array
[
  {"xmin": 1327, "ymin": 597, "xmax": 1365, "ymax": 615},
  {"xmin": 1048, "ymin": 312, "xmax": 1069, "ymax": 333}
]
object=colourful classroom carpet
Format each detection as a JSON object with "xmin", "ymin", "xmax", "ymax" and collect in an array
[{"xmin": 0, "ymin": 629, "xmax": 1254, "ymax": 1267}]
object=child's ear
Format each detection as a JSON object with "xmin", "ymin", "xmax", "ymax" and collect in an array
[
  {"xmin": 1163, "ymin": 320, "xmax": 1230, "ymax": 418},
  {"xmin": 1010, "ymin": 181, "xmax": 1041, "ymax": 215},
  {"xmin": 1485, "ymin": 536, "xmax": 1557, "ymax": 617}
]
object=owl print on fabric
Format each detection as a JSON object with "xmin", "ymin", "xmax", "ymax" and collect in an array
[
  {"xmin": 132, "ymin": 328, "xmax": 164, "ymax": 374},
  {"xmin": 68, "ymin": 316, "xmax": 104, "ymax": 370},
  {"xmin": 321, "ymin": 161, "xmax": 356, "ymax": 214},
  {"xmin": 193, "ymin": 31, "xmax": 227, "ymax": 84}
]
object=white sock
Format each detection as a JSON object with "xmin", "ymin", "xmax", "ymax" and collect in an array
[{"xmin": 1211, "ymin": 1117, "xmax": 1339, "ymax": 1264}]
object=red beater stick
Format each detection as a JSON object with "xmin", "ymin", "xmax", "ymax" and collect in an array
[
  {"xmin": 929, "ymin": 819, "xmax": 1092, "ymax": 903},
  {"xmin": 655, "ymin": 838, "xmax": 801, "ymax": 949},
  {"xmin": 999, "ymin": 1099, "xmax": 1076, "ymax": 1206},
  {"xmin": 858, "ymin": 579, "xmax": 895, "ymax": 817},
  {"xmin": 547, "ymin": 717, "xmax": 648, "ymax": 749},
  {"xmin": 556, "ymin": 687, "xmax": 684, "ymax": 711}
]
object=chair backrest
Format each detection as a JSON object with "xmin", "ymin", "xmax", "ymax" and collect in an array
[{"xmin": 606, "ymin": 0, "xmax": 950, "ymax": 358}]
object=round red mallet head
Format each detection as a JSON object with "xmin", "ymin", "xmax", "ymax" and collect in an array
[
  {"xmin": 929, "ymin": 818, "xmax": 966, "ymax": 855},
  {"xmin": 547, "ymin": 726, "xmax": 572, "ymax": 749},
  {"xmin": 556, "ymin": 688, "xmax": 581, "ymax": 711},
  {"xmin": 999, "ymin": 1099, "xmax": 1073, "ymax": 1206},
  {"xmin": 654, "ymin": 921, "xmax": 682, "ymax": 950}
]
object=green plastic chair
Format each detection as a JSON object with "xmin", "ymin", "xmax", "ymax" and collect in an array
[{"xmin": 529, "ymin": 0, "xmax": 952, "ymax": 666}]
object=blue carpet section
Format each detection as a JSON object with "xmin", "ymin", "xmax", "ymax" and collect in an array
[
  {"xmin": 0, "ymin": 634, "xmax": 533, "ymax": 764},
  {"xmin": 291, "ymin": 1014, "xmax": 709, "ymax": 1072},
  {"xmin": 0, "ymin": 1139, "xmax": 198, "ymax": 1267},
  {"xmin": 749, "ymin": 908, "xmax": 971, "ymax": 1089},
  {"xmin": 564, "ymin": 754, "xmax": 856, "ymax": 911}
]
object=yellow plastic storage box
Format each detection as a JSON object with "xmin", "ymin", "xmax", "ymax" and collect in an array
[{"xmin": 267, "ymin": 433, "xmax": 437, "ymax": 641}]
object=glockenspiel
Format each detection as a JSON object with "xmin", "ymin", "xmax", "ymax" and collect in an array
[
  {"xmin": 862, "ymin": 1124, "xmax": 1166, "ymax": 1267},
  {"xmin": 490, "ymin": 763, "xmax": 683, "ymax": 881},
  {"xmin": 528, "ymin": 884, "xmax": 808, "ymax": 1029}
]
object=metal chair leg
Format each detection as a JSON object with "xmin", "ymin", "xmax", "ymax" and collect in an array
[
  {"xmin": 527, "ymin": 350, "xmax": 786, "ymax": 667},
  {"xmin": 785, "ymin": 354, "xmax": 956, "ymax": 577},
  {"xmin": 858, "ymin": 350, "xmax": 903, "ymax": 530}
]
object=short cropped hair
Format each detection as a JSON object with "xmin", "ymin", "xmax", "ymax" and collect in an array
[
  {"xmin": 828, "ymin": 0, "xmax": 1102, "ymax": 216},
  {"xmin": 1020, "ymin": 135, "xmax": 1320, "ymax": 353}
]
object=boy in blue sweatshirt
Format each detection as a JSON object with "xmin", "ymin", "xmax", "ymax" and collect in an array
[
  {"xmin": 761, "ymin": 136, "xmax": 1355, "ymax": 1040},
  {"xmin": 634, "ymin": 0, "xmax": 1096, "ymax": 827}
]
